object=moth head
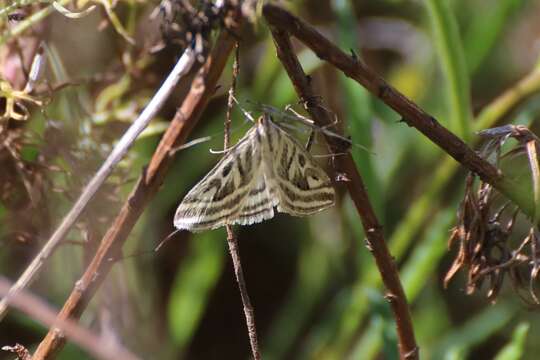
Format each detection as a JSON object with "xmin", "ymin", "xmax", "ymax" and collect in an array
[
  {"xmin": 259, "ymin": 113, "xmax": 275, "ymax": 127},
  {"xmin": 257, "ymin": 114, "xmax": 275, "ymax": 136}
]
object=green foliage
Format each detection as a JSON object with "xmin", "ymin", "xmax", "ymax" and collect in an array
[
  {"xmin": 494, "ymin": 323, "xmax": 530, "ymax": 360},
  {"xmin": 168, "ymin": 231, "xmax": 226, "ymax": 352},
  {"xmin": 2, "ymin": 0, "xmax": 540, "ymax": 359},
  {"xmin": 424, "ymin": 0, "xmax": 472, "ymax": 141}
]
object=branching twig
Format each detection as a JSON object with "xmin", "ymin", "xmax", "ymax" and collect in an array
[
  {"xmin": 0, "ymin": 46, "xmax": 197, "ymax": 321},
  {"xmin": 223, "ymin": 44, "xmax": 261, "ymax": 360},
  {"xmin": 267, "ymin": 27, "xmax": 418, "ymax": 360},
  {"xmin": 31, "ymin": 28, "xmax": 239, "ymax": 359},
  {"xmin": 0, "ymin": 277, "xmax": 139, "ymax": 360},
  {"xmin": 262, "ymin": 4, "xmax": 533, "ymax": 218}
]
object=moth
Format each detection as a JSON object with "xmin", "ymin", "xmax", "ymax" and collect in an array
[{"xmin": 174, "ymin": 114, "xmax": 335, "ymax": 232}]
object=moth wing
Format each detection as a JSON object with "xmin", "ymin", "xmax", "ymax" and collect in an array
[
  {"xmin": 267, "ymin": 124, "xmax": 335, "ymax": 216},
  {"xmin": 232, "ymin": 173, "xmax": 278, "ymax": 226},
  {"xmin": 174, "ymin": 130, "xmax": 262, "ymax": 232}
]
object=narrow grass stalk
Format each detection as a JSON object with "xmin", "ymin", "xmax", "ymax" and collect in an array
[
  {"xmin": 223, "ymin": 45, "xmax": 261, "ymax": 360},
  {"xmin": 0, "ymin": 47, "xmax": 197, "ymax": 321},
  {"xmin": 0, "ymin": 277, "xmax": 140, "ymax": 360},
  {"xmin": 349, "ymin": 211, "xmax": 454, "ymax": 359},
  {"xmin": 31, "ymin": 27, "xmax": 238, "ymax": 359},
  {"xmin": 463, "ymin": 0, "xmax": 525, "ymax": 74},
  {"xmin": 262, "ymin": 4, "xmax": 540, "ymax": 357},
  {"xmin": 424, "ymin": 0, "xmax": 473, "ymax": 141},
  {"xmin": 267, "ymin": 25, "xmax": 419, "ymax": 359},
  {"xmin": 332, "ymin": 56, "xmax": 540, "ymax": 354},
  {"xmin": 494, "ymin": 322, "xmax": 530, "ymax": 360}
]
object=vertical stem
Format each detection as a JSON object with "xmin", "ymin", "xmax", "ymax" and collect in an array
[
  {"xmin": 223, "ymin": 44, "xmax": 261, "ymax": 360},
  {"xmin": 267, "ymin": 26, "xmax": 418, "ymax": 359},
  {"xmin": 0, "ymin": 47, "xmax": 197, "ymax": 321},
  {"xmin": 31, "ymin": 28, "xmax": 238, "ymax": 359},
  {"xmin": 226, "ymin": 227, "xmax": 261, "ymax": 360},
  {"xmin": 224, "ymin": 43, "xmax": 240, "ymax": 150}
]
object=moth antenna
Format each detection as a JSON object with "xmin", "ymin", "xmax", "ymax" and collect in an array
[
  {"xmin": 171, "ymin": 121, "xmax": 251, "ymax": 156},
  {"xmin": 232, "ymin": 95, "xmax": 256, "ymax": 123},
  {"xmin": 170, "ymin": 136, "xmax": 212, "ymax": 155},
  {"xmin": 285, "ymin": 106, "xmax": 314, "ymax": 125},
  {"xmin": 260, "ymin": 103, "xmax": 371, "ymax": 153},
  {"xmin": 312, "ymin": 152, "xmax": 349, "ymax": 158},
  {"xmin": 155, "ymin": 229, "xmax": 182, "ymax": 252}
]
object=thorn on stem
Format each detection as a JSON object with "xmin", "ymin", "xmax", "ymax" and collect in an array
[{"xmin": 350, "ymin": 49, "xmax": 358, "ymax": 62}]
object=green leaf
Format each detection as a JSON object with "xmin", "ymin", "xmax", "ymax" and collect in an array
[
  {"xmin": 168, "ymin": 231, "xmax": 226, "ymax": 352},
  {"xmin": 424, "ymin": 0, "xmax": 472, "ymax": 141},
  {"xmin": 401, "ymin": 210, "xmax": 453, "ymax": 300},
  {"xmin": 433, "ymin": 302, "xmax": 517, "ymax": 358},
  {"xmin": 494, "ymin": 323, "xmax": 530, "ymax": 360},
  {"xmin": 269, "ymin": 49, "xmax": 323, "ymax": 106},
  {"xmin": 463, "ymin": 0, "xmax": 526, "ymax": 75}
]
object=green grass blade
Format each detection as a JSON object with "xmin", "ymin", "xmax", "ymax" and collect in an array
[
  {"xmin": 463, "ymin": 0, "xmax": 526, "ymax": 75},
  {"xmin": 433, "ymin": 302, "xmax": 517, "ymax": 359},
  {"xmin": 348, "ymin": 210, "xmax": 453, "ymax": 358},
  {"xmin": 168, "ymin": 231, "xmax": 226, "ymax": 352},
  {"xmin": 424, "ymin": 0, "xmax": 472, "ymax": 141},
  {"xmin": 401, "ymin": 210, "xmax": 453, "ymax": 300},
  {"xmin": 262, "ymin": 238, "xmax": 331, "ymax": 360},
  {"xmin": 333, "ymin": 0, "xmax": 382, "ymax": 218},
  {"xmin": 494, "ymin": 322, "xmax": 530, "ymax": 360}
]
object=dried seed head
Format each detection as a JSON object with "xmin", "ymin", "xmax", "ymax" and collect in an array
[{"xmin": 447, "ymin": 125, "xmax": 540, "ymax": 305}]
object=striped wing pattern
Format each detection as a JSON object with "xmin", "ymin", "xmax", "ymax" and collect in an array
[
  {"xmin": 174, "ymin": 115, "xmax": 335, "ymax": 232},
  {"xmin": 261, "ymin": 118, "xmax": 335, "ymax": 216}
]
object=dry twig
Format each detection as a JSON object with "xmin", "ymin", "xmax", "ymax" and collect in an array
[
  {"xmin": 31, "ymin": 26, "xmax": 239, "ymax": 359},
  {"xmin": 0, "ymin": 47, "xmax": 197, "ymax": 321},
  {"xmin": 0, "ymin": 277, "xmax": 139, "ymax": 360},
  {"xmin": 262, "ymin": 4, "xmax": 532, "ymax": 217},
  {"xmin": 267, "ymin": 26, "xmax": 418, "ymax": 360},
  {"xmin": 223, "ymin": 44, "xmax": 261, "ymax": 360}
]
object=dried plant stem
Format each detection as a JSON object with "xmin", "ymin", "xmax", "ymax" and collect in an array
[
  {"xmin": 223, "ymin": 44, "xmax": 261, "ymax": 360},
  {"xmin": 268, "ymin": 27, "xmax": 418, "ymax": 360},
  {"xmin": 226, "ymin": 227, "xmax": 261, "ymax": 360},
  {"xmin": 262, "ymin": 4, "xmax": 533, "ymax": 218},
  {"xmin": 224, "ymin": 43, "xmax": 239, "ymax": 150},
  {"xmin": 0, "ymin": 277, "xmax": 139, "ymax": 360},
  {"xmin": 31, "ymin": 29, "xmax": 238, "ymax": 360},
  {"xmin": 0, "ymin": 47, "xmax": 197, "ymax": 321}
]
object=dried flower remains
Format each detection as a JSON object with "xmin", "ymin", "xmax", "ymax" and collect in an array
[{"xmin": 446, "ymin": 125, "xmax": 540, "ymax": 304}]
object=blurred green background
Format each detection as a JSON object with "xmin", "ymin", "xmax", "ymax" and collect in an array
[{"xmin": 2, "ymin": 0, "xmax": 540, "ymax": 359}]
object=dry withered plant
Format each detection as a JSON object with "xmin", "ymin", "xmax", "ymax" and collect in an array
[
  {"xmin": 5, "ymin": 1, "xmax": 540, "ymax": 359},
  {"xmin": 446, "ymin": 125, "xmax": 540, "ymax": 304}
]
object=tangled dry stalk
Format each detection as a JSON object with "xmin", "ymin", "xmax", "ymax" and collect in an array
[{"xmin": 3, "ymin": 2, "xmax": 540, "ymax": 360}]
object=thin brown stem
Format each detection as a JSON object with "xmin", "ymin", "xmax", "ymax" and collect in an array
[
  {"xmin": 223, "ymin": 44, "xmax": 261, "ymax": 360},
  {"xmin": 0, "ymin": 46, "xmax": 197, "ymax": 321},
  {"xmin": 224, "ymin": 42, "xmax": 240, "ymax": 150},
  {"xmin": 262, "ymin": 3, "xmax": 533, "ymax": 217},
  {"xmin": 0, "ymin": 277, "xmax": 139, "ymax": 360},
  {"xmin": 31, "ymin": 27, "xmax": 239, "ymax": 360},
  {"xmin": 267, "ymin": 27, "xmax": 418, "ymax": 360},
  {"xmin": 226, "ymin": 227, "xmax": 261, "ymax": 360}
]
